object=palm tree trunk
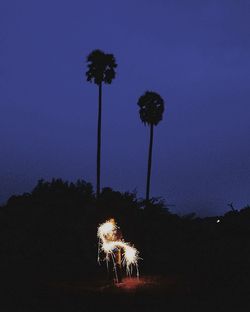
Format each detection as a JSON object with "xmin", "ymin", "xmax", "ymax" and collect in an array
[
  {"xmin": 146, "ymin": 124, "xmax": 154, "ymax": 202},
  {"xmin": 96, "ymin": 82, "xmax": 102, "ymax": 198}
]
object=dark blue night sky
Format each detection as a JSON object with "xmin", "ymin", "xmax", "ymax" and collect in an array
[{"xmin": 0, "ymin": 0, "xmax": 249, "ymax": 216}]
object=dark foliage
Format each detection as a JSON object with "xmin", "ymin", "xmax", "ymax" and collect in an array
[
  {"xmin": 86, "ymin": 49, "xmax": 117, "ymax": 85},
  {"xmin": 137, "ymin": 91, "xmax": 164, "ymax": 126}
]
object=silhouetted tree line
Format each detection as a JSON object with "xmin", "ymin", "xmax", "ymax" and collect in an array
[{"xmin": 0, "ymin": 178, "xmax": 249, "ymax": 297}]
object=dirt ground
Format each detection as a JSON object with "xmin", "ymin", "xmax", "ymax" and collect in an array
[{"xmin": 0, "ymin": 274, "xmax": 248, "ymax": 312}]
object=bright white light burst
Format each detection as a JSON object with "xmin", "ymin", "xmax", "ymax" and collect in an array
[{"xmin": 97, "ymin": 219, "xmax": 141, "ymax": 281}]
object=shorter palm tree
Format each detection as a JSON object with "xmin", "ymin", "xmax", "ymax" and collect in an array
[{"xmin": 137, "ymin": 91, "xmax": 165, "ymax": 202}]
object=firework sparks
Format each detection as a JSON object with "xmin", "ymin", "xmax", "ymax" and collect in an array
[{"xmin": 97, "ymin": 219, "xmax": 140, "ymax": 282}]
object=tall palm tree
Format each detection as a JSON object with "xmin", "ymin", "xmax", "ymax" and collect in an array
[
  {"xmin": 86, "ymin": 49, "xmax": 117, "ymax": 198},
  {"xmin": 137, "ymin": 91, "xmax": 165, "ymax": 202}
]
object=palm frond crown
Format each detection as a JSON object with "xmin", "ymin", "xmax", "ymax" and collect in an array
[
  {"xmin": 137, "ymin": 91, "xmax": 164, "ymax": 126},
  {"xmin": 86, "ymin": 49, "xmax": 117, "ymax": 85}
]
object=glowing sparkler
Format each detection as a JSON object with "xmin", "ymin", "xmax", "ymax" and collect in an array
[{"xmin": 97, "ymin": 218, "xmax": 140, "ymax": 282}]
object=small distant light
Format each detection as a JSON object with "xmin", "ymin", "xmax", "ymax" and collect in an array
[{"xmin": 216, "ymin": 219, "xmax": 220, "ymax": 223}]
